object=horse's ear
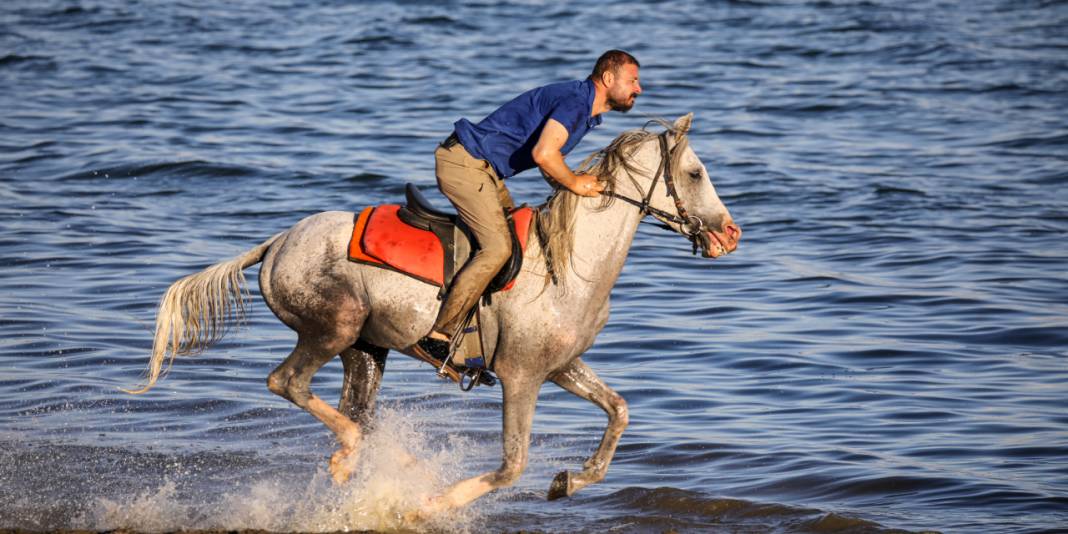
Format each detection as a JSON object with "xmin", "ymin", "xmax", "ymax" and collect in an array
[{"xmin": 673, "ymin": 113, "xmax": 693, "ymax": 141}]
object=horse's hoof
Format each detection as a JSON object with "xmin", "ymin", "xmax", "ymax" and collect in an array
[
  {"xmin": 547, "ymin": 470, "xmax": 573, "ymax": 501},
  {"xmin": 401, "ymin": 508, "xmax": 425, "ymax": 526},
  {"xmin": 402, "ymin": 496, "xmax": 436, "ymax": 525},
  {"xmin": 396, "ymin": 448, "xmax": 420, "ymax": 469},
  {"xmin": 329, "ymin": 448, "xmax": 357, "ymax": 485},
  {"xmin": 330, "ymin": 468, "xmax": 351, "ymax": 485},
  {"xmin": 329, "ymin": 463, "xmax": 353, "ymax": 485}
]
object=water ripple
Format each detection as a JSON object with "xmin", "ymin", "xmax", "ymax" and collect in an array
[{"xmin": 2, "ymin": 0, "xmax": 1067, "ymax": 532}]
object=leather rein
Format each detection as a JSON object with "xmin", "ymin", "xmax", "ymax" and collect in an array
[
  {"xmin": 536, "ymin": 131, "xmax": 706, "ymax": 286},
  {"xmin": 602, "ymin": 131, "xmax": 706, "ymax": 255}
]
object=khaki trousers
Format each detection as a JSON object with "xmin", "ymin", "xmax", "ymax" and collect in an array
[{"xmin": 432, "ymin": 142, "xmax": 514, "ymax": 336}]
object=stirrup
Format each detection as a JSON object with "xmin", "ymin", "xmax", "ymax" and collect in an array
[
  {"xmin": 460, "ymin": 367, "xmax": 497, "ymax": 391},
  {"xmin": 410, "ymin": 338, "xmax": 462, "ymax": 383},
  {"xmin": 440, "ymin": 352, "xmax": 496, "ymax": 390}
]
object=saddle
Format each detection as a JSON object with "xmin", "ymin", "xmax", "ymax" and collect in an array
[
  {"xmin": 348, "ymin": 183, "xmax": 533, "ymax": 292},
  {"xmin": 347, "ymin": 184, "xmax": 535, "ymax": 388}
]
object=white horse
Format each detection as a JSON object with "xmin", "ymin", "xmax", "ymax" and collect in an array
[{"xmin": 128, "ymin": 114, "xmax": 741, "ymax": 514}]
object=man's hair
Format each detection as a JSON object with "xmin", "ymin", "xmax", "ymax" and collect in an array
[{"xmin": 590, "ymin": 50, "xmax": 640, "ymax": 82}]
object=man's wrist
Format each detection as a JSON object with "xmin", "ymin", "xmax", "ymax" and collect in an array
[{"xmin": 541, "ymin": 165, "xmax": 577, "ymax": 190}]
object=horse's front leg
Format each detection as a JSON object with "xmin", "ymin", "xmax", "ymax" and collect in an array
[
  {"xmin": 546, "ymin": 357, "xmax": 628, "ymax": 500},
  {"xmin": 418, "ymin": 377, "xmax": 539, "ymax": 514}
]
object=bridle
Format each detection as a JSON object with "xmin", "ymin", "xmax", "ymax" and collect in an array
[
  {"xmin": 602, "ymin": 131, "xmax": 706, "ymax": 256},
  {"xmin": 536, "ymin": 130, "xmax": 708, "ymax": 287}
]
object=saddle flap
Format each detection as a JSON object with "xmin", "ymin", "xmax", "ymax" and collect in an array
[
  {"xmin": 348, "ymin": 199, "xmax": 536, "ymax": 293},
  {"xmin": 491, "ymin": 206, "xmax": 534, "ymax": 292},
  {"xmin": 357, "ymin": 205, "xmax": 446, "ymax": 286}
]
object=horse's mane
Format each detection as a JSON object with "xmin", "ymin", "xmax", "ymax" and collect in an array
[{"xmin": 536, "ymin": 119, "xmax": 690, "ymax": 287}]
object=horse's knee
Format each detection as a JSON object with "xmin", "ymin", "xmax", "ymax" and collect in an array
[{"xmin": 609, "ymin": 394, "xmax": 629, "ymax": 429}]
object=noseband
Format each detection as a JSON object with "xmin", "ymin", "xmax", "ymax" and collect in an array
[{"xmin": 602, "ymin": 132, "xmax": 706, "ymax": 255}]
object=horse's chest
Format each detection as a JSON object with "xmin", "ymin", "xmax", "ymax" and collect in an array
[{"xmin": 545, "ymin": 301, "xmax": 610, "ymax": 355}]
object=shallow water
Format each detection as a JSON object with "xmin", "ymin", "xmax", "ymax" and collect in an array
[{"xmin": 2, "ymin": 1, "xmax": 1067, "ymax": 532}]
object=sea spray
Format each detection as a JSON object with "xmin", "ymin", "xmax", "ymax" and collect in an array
[{"xmin": 79, "ymin": 405, "xmax": 493, "ymax": 532}]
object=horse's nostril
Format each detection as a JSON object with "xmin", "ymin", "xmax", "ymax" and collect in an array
[{"xmin": 725, "ymin": 223, "xmax": 741, "ymax": 242}]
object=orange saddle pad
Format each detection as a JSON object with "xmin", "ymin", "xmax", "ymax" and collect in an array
[{"xmin": 348, "ymin": 204, "xmax": 534, "ymax": 289}]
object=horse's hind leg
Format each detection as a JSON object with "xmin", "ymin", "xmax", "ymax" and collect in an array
[
  {"xmin": 329, "ymin": 341, "xmax": 389, "ymax": 480},
  {"xmin": 547, "ymin": 358, "xmax": 628, "ymax": 500},
  {"xmin": 267, "ymin": 335, "xmax": 363, "ymax": 484},
  {"xmin": 338, "ymin": 340, "xmax": 388, "ymax": 428}
]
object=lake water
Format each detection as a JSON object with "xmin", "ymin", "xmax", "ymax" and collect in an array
[{"xmin": 1, "ymin": 1, "xmax": 1067, "ymax": 532}]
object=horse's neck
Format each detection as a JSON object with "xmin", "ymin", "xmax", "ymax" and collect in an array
[{"xmin": 562, "ymin": 180, "xmax": 647, "ymax": 294}]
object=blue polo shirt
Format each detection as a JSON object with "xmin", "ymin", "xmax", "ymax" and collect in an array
[{"xmin": 453, "ymin": 78, "xmax": 602, "ymax": 179}]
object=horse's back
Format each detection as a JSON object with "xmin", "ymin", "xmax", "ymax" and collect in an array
[
  {"xmin": 263, "ymin": 210, "xmax": 355, "ymax": 280},
  {"xmin": 260, "ymin": 210, "xmax": 439, "ymax": 348}
]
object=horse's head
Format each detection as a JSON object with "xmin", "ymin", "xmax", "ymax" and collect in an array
[{"xmin": 615, "ymin": 114, "xmax": 741, "ymax": 258}]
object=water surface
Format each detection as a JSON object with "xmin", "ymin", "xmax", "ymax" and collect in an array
[{"xmin": 2, "ymin": 1, "xmax": 1067, "ymax": 532}]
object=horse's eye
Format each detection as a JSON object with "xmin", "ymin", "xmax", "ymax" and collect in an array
[{"xmin": 689, "ymin": 169, "xmax": 703, "ymax": 181}]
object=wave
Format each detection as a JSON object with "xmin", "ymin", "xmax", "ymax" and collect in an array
[
  {"xmin": 587, "ymin": 486, "xmax": 920, "ymax": 533},
  {"xmin": 57, "ymin": 161, "xmax": 261, "ymax": 182}
]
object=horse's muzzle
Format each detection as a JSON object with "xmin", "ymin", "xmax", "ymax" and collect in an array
[{"xmin": 702, "ymin": 221, "xmax": 741, "ymax": 258}]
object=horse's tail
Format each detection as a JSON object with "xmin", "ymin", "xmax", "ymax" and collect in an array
[{"xmin": 123, "ymin": 232, "xmax": 284, "ymax": 394}]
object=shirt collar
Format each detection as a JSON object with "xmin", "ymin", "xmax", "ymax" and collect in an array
[{"xmin": 583, "ymin": 78, "xmax": 602, "ymax": 128}]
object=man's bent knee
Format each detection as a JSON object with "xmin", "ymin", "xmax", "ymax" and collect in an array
[
  {"xmin": 483, "ymin": 242, "xmax": 511, "ymax": 270},
  {"xmin": 476, "ymin": 232, "xmax": 511, "ymax": 264}
]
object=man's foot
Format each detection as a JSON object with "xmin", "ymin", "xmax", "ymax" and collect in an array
[
  {"xmin": 411, "ymin": 333, "xmax": 495, "ymax": 388},
  {"xmin": 416, "ymin": 335, "xmax": 451, "ymax": 362},
  {"xmin": 410, "ymin": 335, "xmax": 464, "ymax": 383}
]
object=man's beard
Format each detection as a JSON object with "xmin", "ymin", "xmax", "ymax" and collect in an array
[{"xmin": 608, "ymin": 93, "xmax": 637, "ymax": 113}]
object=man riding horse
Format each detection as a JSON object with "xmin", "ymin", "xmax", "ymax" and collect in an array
[
  {"xmin": 127, "ymin": 47, "xmax": 742, "ymax": 519},
  {"xmin": 417, "ymin": 50, "xmax": 644, "ymax": 368}
]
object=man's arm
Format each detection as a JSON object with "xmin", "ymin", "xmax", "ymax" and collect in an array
[{"xmin": 531, "ymin": 119, "xmax": 604, "ymax": 197}]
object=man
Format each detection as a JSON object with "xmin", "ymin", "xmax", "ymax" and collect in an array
[{"xmin": 417, "ymin": 49, "xmax": 642, "ymax": 365}]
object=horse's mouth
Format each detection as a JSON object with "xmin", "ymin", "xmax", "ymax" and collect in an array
[
  {"xmin": 700, "ymin": 231, "xmax": 727, "ymax": 258},
  {"xmin": 700, "ymin": 226, "xmax": 741, "ymax": 259}
]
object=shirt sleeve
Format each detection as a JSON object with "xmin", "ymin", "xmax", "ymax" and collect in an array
[{"xmin": 547, "ymin": 98, "xmax": 586, "ymax": 137}]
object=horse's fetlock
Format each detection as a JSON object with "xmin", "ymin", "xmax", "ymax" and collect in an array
[
  {"xmin": 491, "ymin": 464, "xmax": 526, "ymax": 488},
  {"xmin": 582, "ymin": 457, "xmax": 601, "ymax": 471},
  {"xmin": 337, "ymin": 424, "xmax": 362, "ymax": 448},
  {"xmin": 580, "ymin": 466, "xmax": 607, "ymax": 484}
]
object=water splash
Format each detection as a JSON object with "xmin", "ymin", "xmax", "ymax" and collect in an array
[{"xmin": 74, "ymin": 406, "xmax": 489, "ymax": 533}]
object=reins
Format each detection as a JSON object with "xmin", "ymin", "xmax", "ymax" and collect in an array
[
  {"xmin": 602, "ymin": 132, "xmax": 705, "ymax": 255},
  {"xmin": 535, "ymin": 128, "xmax": 706, "ymax": 286}
]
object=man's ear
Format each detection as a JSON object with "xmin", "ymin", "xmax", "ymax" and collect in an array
[{"xmin": 601, "ymin": 69, "xmax": 615, "ymax": 87}]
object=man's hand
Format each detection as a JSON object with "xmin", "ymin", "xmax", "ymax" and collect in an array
[
  {"xmin": 532, "ymin": 119, "xmax": 604, "ymax": 197},
  {"xmin": 568, "ymin": 173, "xmax": 605, "ymax": 197}
]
